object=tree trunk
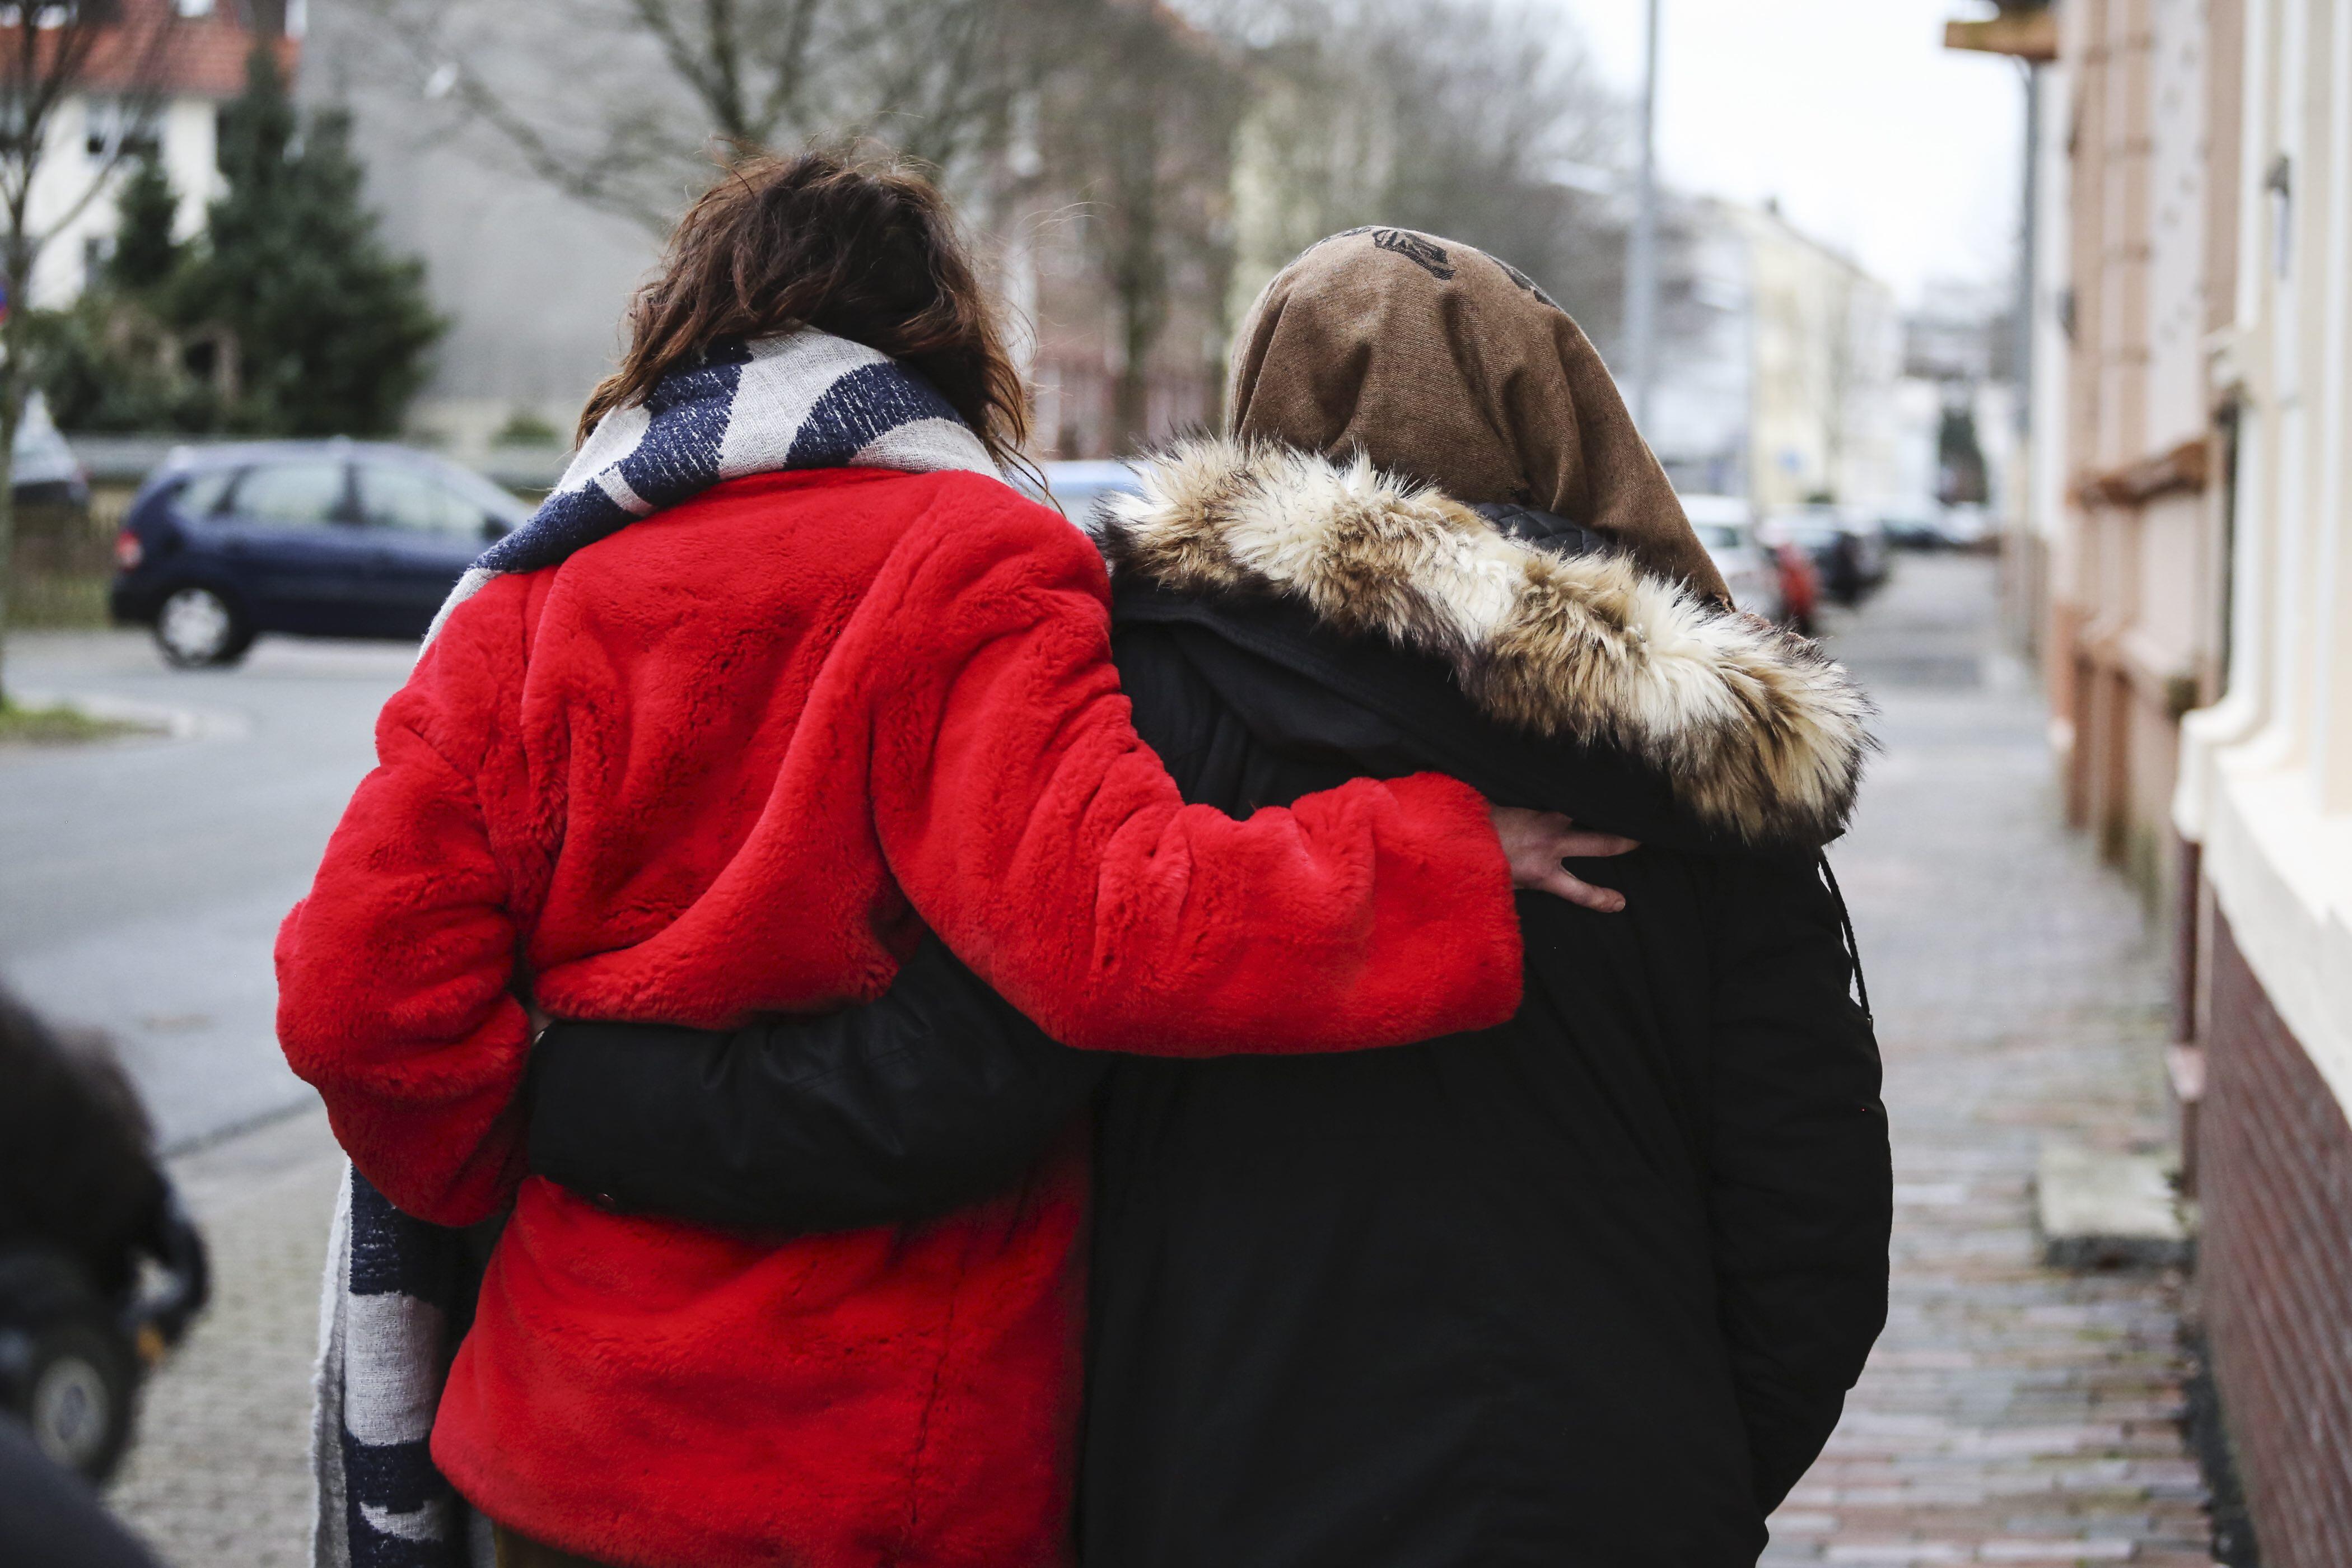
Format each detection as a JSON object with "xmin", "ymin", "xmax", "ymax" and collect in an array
[
  {"xmin": 0, "ymin": 244, "xmax": 26, "ymax": 709},
  {"xmin": 1110, "ymin": 279, "xmax": 1161, "ymax": 454},
  {"xmin": 1107, "ymin": 126, "xmax": 1165, "ymax": 455}
]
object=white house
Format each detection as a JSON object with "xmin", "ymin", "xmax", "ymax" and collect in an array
[{"xmin": 20, "ymin": 0, "xmax": 304, "ymax": 310}]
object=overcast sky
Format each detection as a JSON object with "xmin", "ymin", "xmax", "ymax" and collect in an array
[{"xmin": 1550, "ymin": 0, "xmax": 2027, "ymax": 305}]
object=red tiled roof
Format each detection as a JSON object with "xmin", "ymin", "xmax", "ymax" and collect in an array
[{"xmin": 1, "ymin": 1, "xmax": 298, "ymax": 102}]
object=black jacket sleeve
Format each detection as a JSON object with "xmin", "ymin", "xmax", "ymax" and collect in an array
[
  {"xmin": 526, "ymin": 934, "xmax": 1108, "ymax": 1234},
  {"xmin": 1700, "ymin": 852, "xmax": 1892, "ymax": 1511}
]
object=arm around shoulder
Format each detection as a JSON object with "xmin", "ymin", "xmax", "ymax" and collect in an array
[
  {"xmin": 860, "ymin": 482, "xmax": 1525, "ymax": 1057},
  {"xmin": 527, "ymin": 934, "xmax": 1108, "ymax": 1233}
]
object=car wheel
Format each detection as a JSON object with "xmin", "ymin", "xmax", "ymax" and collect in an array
[
  {"xmin": 153, "ymin": 585, "xmax": 253, "ymax": 669},
  {"xmin": 18, "ymin": 1320, "xmax": 137, "ymax": 1483}
]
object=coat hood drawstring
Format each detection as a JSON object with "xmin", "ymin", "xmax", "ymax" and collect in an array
[{"xmin": 1817, "ymin": 853, "xmax": 1873, "ymax": 1022}]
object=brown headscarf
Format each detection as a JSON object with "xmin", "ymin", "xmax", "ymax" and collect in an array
[{"xmin": 1227, "ymin": 227, "xmax": 1730, "ymax": 600}]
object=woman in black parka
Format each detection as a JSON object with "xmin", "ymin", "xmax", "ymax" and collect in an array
[{"xmin": 525, "ymin": 230, "xmax": 1892, "ymax": 1567}]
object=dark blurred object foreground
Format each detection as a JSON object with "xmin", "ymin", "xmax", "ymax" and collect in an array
[
  {"xmin": 0, "ymin": 1413, "xmax": 161, "ymax": 1568},
  {"xmin": 0, "ymin": 988, "xmax": 207, "ymax": 1485}
]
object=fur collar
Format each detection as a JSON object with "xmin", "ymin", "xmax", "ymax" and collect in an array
[{"xmin": 1100, "ymin": 437, "xmax": 1874, "ymax": 847}]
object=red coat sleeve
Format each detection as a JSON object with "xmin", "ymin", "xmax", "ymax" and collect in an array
[
  {"xmin": 275, "ymin": 617, "xmax": 532, "ymax": 1228},
  {"xmin": 863, "ymin": 479, "xmax": 1524, "ymax": 1054}
]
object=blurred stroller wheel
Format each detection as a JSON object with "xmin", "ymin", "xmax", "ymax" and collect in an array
[{"xmin": 19, "ymin": 1320, "xmax": 134, "ymax": 1484}]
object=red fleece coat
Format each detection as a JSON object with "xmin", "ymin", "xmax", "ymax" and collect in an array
[{"xmin": 276, "ymin": 467, "xmax": 1523, "ymax": 1568}]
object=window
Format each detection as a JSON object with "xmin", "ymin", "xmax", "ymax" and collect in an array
[
  {"xmin": 234, "ymin": 461, "xmax": 348, "ymax": 529},
  {"xmin": 357, "ymin": 463, "xmax": 487, "ymax": 540},
  {"xmin": 175, "ymin": 468, "xmax": 235, "ymax": 517},
  {"xmin": 84, "ymin": 97, "xmax": 160, "ymax": 161}
]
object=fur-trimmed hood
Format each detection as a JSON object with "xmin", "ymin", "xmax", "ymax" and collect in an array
[{"xmin": 1100, "ymin": 437, "xmax": 1874, "ymax": 848}]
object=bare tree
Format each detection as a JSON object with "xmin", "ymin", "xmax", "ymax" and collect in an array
[
  {"xmin": 1209, "ymin": 0, "xmax": 1691, "ymax": 360},
  {"xmin": 344, "ymin": 0, "xmax": 1045, "ymax": 234},
  {"xmin": 0, "ymin": 0, "xmax": 187, "ymax": 704},
  {"xmin": 1039, "ymin": 3, "xmax": 1242, "ymax": 450}
]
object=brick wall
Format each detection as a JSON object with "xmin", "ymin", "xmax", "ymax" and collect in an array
[{"xmin": 2200, "ymin": 913, "xmax": 2352, "ymax": 1567}]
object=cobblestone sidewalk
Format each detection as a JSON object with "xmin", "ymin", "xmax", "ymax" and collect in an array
[
  {"xmin": 1764, "ymin": 558, "xmax": 2215, "ymax": 1566},
  {"xmin": 96, "ymin": 557, "xmax": 2216, "ymax": 1567},
  {"xmin": 106, "ymin": 1107, "xmax": 344, "ymax": 1567}
]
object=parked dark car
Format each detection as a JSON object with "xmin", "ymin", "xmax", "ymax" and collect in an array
[
  {"xmin": 1877, "ymin": 508, "xmax": 1945, "ymax": 551},
  {"xmin": 108, "ymin": 441, "xmax": 532, "ymax": 668},
  {"xmin": 1763, "ymin": 505, "xmax": 1890, "ymax": 608}
]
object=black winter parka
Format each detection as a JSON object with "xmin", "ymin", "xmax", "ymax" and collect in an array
[{"xmin": 528, "ymin": 441, "xmax": 1892, "ymax": 1568}]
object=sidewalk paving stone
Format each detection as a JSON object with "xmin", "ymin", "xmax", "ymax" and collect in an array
[{"xmin": 1764, "ymin": 559, "xmax": 2216, "ymax": 1567}]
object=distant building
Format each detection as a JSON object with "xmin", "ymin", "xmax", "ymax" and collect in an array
[
  {"xmin": 25, "ymin": 1, "xmax": 303, "ymax": 310},
  {"xmin": 296, "ymin": 2, "xmax": 652, "ymax": 463},
  {"xmin": 1644, "ymin": 199, "xmax": 1751, "ymax": 497},
  {"xmin": 1903, "ymin": 277, "xmax": 2014, "ymax": 386},
  {"xmin": 1644, "ymin": 198, "xmax": 1904, "ymax": 511}
]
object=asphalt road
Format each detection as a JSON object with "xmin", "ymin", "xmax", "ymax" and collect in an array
[{"xmin": 0, "ymin": 629, "xmax": 412, "ymax": 1150}]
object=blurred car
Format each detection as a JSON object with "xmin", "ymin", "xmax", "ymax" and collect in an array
[
  {"xmin": 1763, "ymin": 504, "xmax": 1889, "ymax": 606},
  {"xmin": 1015, "ymin": 459, "xmax": 1144, "ymax": 533},
  {"xmin": 1772, "ymin": 539, "xmax": 1822, "ymax": 636},
  {"xmin": 1877, "ymin": 508, "xmax": 1944, "ymax": 551},
  {"xmin": 14, "ymin": 391, "xmax": 89, "ymax": 510},
  {"xmin": 1935, "ymin": 503, "xmax": 1995, "ymax": 551},
  {"xmin": 1679, "ymin": 494, "xmax": 1787, "ymax": 623},
  {"xmin": 109, "ymin": 441, "xmax": 531, "ymax": 668}
]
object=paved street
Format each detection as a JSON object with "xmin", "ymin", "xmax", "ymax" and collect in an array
[
  {"xmin": 0, "ymin": 631, "xmax": 409, "ymax": 1150},
  {"xmin": 3, "ymin": 558, "xmax": 2219, "ymax": 1565}
]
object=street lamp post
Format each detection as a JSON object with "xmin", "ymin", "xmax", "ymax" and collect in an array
[{"xmin": 1624, "ymin": 0, "xmax": 1662, "ymax": 430}]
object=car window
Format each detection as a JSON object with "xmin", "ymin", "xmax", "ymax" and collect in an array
[
  {"xmin": 357, "ymin": 463, "xmax": 489, "ymax": 540},
  {"xmin": 1694, "ymin": 523, "xmax": 1746, "ymax": 551},
  {"xmin": 234, "ymin": 461, "xmax": 349, "ymax": 529},
  {"xmin": 428, "ymin": 462, "xmax": 533, "ymax": 530},
  {"xmin": 176, "ymin": 469, "xmax": 236, "ymax": 517}
]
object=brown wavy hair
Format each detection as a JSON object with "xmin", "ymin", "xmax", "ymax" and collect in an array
[{"xmin": 578, "ymin": 147, "xmax": 1030, "ymax": 470}]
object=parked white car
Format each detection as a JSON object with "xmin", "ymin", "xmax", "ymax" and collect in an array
[
  {"xmin": 1936, "ymin": 503, "xmax": 1995, "ymax": 550},
  {"xmin": 1680, "ymin": 493, "xmax": 1786, "ymax": 623}
]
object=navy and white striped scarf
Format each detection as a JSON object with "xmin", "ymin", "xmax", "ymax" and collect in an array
[{"xmin": 312, "ymin": 329, "xmax": 998, "ymax": 1568}]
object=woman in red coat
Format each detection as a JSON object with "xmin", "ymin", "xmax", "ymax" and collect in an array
[{"xmin": 275, "ymin": 151, "xmax": 1609, "ymax": 1568}]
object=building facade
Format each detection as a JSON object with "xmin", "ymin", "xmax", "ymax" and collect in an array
[
  {"xmin": 2174, "ymin": 0, "xmax": 2352, "ymax": 1559},
  {"xmin": 2022, "ymin": 0, "xmax": 2352, "ymax": 1558},
  {"xmin": 2041, "ymin": 0, "xmax": 2233, "ymax": 908},
  {"xmin": 1645, "ymin": 197, "xmax": 1908, "ymax": 510}
]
